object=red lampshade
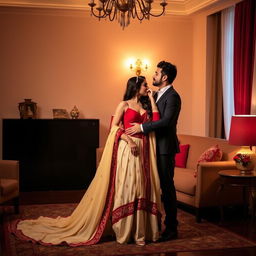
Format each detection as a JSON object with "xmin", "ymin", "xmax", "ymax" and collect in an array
[{"xmin": 229, "ymin": 115, "xmax": 256, "ymax": 146}]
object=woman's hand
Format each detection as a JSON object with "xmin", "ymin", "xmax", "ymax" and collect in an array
[
  {"xmin": 128, "ymin": 140, "xmax": 139, "ymax": 156},
  {"xmin": 147, "ymin": 89, "xmax": 154, "ymax": 100},
  {"xmin": 147, "ymin": 89, "xmax": 159, "ymax": 112}
]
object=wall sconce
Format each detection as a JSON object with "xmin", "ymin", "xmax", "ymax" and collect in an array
[{"xmin": 129, "ymin": 59, "xmax": 149, "ymax": 76}]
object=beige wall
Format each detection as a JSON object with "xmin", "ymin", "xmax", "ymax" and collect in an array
[
  {"xmin": 191, "ymin": 13, "xmax": 207, "ymax": 136},
  {"xmin": 0, "ymin": 0, "xmax": 239, "ymax": 158},
  {"xmin": 0, "ymin": 7, "xmax": 193, "ymax": 152}
]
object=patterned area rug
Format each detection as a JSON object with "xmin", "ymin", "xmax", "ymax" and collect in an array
[{"xmin": 2, "ymin": 204, "xmax": 256, "ymax": 256}]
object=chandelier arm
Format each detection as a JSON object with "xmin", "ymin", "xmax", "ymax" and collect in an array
[
  {"xmin": 131, "ymin": 3, "xmax": 137, "ymax": 19},
  {"xmin": 106, "ymin": 0, "xmax": 115, "ymax": 20},
  {"xmin": 134, "ymin": 0, "xmax": 145, "ymax": 21},
  {"xmin": 109, "ymin": 4, "xmax": 117, "ymax": 21},
  {"xmin": 148, "ymin": 6, "xmax": 166, "ymax": 17},
  {"xmin": 140, "ymin": 0, "xmax": 147, "ymax": 13},
  {"xmin": 140, "ymin": 0, "xmax": 150, "ymax": 19},
  {"xmin": 90, "ymin": 8, "xmax": 108, "ymax": 18},
  {"xmin": 105, "ymin": 0, "xmax": 112, "ymax": 11}
]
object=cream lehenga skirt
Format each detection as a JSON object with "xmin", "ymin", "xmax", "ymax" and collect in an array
[
  {"xmin": 10, "ymin": 126, "xmax": 162, "ymax": 246},
  {"xmin": 112, "ymin": 136, "xmax": 161, "ymax": 244}
]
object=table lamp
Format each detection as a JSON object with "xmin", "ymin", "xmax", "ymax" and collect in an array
[{"xmin": 228, "ymin": 115, "xmax": 256, "ymax": 172}]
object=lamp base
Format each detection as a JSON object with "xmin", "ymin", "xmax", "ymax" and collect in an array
[
  {"xmin": 236, "ymin": 162, "xmax": 253, "ymax": 174},
  {"xmin": 235, "ymin": 147, "xmax": 256, "ymax": 174}
]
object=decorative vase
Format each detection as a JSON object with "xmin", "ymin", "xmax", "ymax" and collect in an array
[
  {"xmin": 70, "ymin": 105, "xmax": 79, "ymax": 119},
  {"xmin": 18, "ymin": 99, "xmax": 37, "ymax": 119},
  {"xmin": 236, "ymin": 162, "xmax": 253, "ymax": 174}
]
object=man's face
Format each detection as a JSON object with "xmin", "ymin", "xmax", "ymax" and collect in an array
[{"xmin": 153, "ymin": 68, "xmax": 164, "ymax": 87}]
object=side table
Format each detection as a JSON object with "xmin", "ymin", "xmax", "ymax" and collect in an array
[{"xmin": 218, "ymin": 169, "xmax": 256, "ymax": 223}]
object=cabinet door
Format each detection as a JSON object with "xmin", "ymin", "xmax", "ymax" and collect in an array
[{"xmin": 47, "ymin": 120, "xmax": 99, "ymax": 190}]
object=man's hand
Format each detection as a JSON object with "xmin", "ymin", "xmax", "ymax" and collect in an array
[{"xmin": 126, "ymin": 123, "xmax": 142, "ymax": 135}]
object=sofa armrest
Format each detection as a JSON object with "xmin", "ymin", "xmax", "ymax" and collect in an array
[
  {"xmin": 195, "ymin": 161, "xmax": 242, "ymax": 207},
  {"xmin": 198, "ymin": 161, "xmax": 236, "ymax": 169},
  {"xmin": 0, "ymin": 160, "xmax": 19, "ymax": 180}
]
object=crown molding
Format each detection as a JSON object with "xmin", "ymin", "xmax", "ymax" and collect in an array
[
  {"xmin": 0, "ymin": 0, "xmax": 87, "ymax": 10},
  {"xmin": 0, "ymin": 0, "xmax": 235, "ymax": 15}
]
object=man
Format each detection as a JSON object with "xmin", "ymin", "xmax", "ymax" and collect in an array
[{"xmin": 126, "ymin": 61, "xmax": 181, "ymax": 241}]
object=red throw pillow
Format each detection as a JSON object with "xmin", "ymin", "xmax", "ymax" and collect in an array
[
  {"xmin": 175, "ymin": 144, "xmax": 190, "ymax": 168},
  {"xmin": 198, "ymin": 144, "xmax": 223, "ymax": 163}
]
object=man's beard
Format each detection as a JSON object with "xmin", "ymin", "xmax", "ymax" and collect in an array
[{"xmin": 153, "ymin": 79, "xmax": 162, "ymax": 87}]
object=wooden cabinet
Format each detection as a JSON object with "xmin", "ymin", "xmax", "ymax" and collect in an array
[{"xmin": 2, "ymin": 119, "xmax": 99, "ymax": 191}]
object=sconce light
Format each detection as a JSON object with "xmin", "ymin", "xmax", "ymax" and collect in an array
[{"xmin": 129, "ymin": 59, "xmax": 149, "ymax": 76}]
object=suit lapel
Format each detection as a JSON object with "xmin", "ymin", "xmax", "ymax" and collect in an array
[
  {"xmin": 154, "ymin": 92, "xmax": 158, "ymax": 101},
  {"xmin": 156, "ymin": 86, "xmax": 173, "ymax": 105}
]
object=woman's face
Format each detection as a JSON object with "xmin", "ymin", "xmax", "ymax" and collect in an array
[{"xmin": 138, "ymin": 80, "xmax": 148, "ymax": 96}]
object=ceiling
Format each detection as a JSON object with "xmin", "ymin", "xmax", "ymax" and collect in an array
[{"xmin": 0, "ymin": 0, "xmax": 229, "ymax": 15}]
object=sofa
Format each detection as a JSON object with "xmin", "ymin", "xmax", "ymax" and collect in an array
[
  {"xmin": 96, "ymin": 134, "xmax": 243, "ymax": 222},
  {"xmin": 175, "ymin": 134, "xmax": 243, "ymax": 222}
]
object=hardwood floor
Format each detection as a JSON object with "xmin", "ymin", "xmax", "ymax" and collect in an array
[{"xmin": 1, "ymin": 190, "xmax": 256, "ymax": 256}]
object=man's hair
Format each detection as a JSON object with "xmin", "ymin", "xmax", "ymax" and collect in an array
[{"xmin": 157, "ymin": 61, "xmax": 177, "ymax": 84}]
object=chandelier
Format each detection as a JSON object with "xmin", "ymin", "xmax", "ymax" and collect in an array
[{"xmin": 88, "ymin": 0, "xmax": 168, "ymax": 29}]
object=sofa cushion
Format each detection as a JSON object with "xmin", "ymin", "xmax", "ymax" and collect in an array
[
  {"xmin": 0, "ymin": 179, "xmax": 18, "ymax": 196},
  {"xmin": 174, "ymin": 168, "xmax": 196, "ymax": 196},
  {"xmin": 175, "ymin": 144, "xmax": 190, "ymax": 168},
  {"xmin": 198, "ymin": 144, "xmax": 223, "ymax": 163}
]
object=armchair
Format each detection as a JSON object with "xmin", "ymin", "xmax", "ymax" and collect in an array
[{"xmin": 0, "ymin": 160, "xmax": 19, "ymax": 213}]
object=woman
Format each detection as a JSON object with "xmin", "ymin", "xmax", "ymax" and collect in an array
[{"xmin": 10, "ymin": 76, "xmax": 162, "ymax": 246}]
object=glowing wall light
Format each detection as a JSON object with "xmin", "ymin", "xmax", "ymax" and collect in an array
[{"xmin": 127, "ymin": 58, "xmax": 149, "ymax": 76}]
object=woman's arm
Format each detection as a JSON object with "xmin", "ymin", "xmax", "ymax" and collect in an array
[
  {"xmin": 148, "ymin": 89, "xmax": 160, "ymax": 121},
  {"xmin": 111, "ymin": 101, "xmax": 126, "ymax": 128},
  {"xmin": 148, "ymin": 89, "xmax": 158, "ymax": 112}
]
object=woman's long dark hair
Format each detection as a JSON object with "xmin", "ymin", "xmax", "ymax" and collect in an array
[{"xmin": 123, "ymin": 76, "xmax": 152, "ymax": 117}]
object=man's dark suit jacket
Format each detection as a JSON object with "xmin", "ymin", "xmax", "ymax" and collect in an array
[{"xmin": 142, "ymin": 86, "xmax": 181, "ymax": 155}]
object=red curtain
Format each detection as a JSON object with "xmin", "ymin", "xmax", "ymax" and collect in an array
[{"xmin": 233, "ymin": 0, "xmax": 256, "ymax": 114}]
